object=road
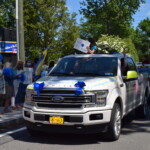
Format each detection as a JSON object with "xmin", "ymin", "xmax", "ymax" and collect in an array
[{"xmin": 0, "ymin": 110, "xmax": 150, "ymax": 150}]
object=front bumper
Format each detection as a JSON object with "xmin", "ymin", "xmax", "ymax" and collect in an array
[
  {"xmin": 25, "ymin": 121, "xmax": 108, "ymax": 134},
  {"xmin": 23, "ymin": 107, "xmax": 112, "ymax": 133}
]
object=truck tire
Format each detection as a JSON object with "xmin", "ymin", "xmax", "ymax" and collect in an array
[
  {"xmin": 135, "ymin": 95, "xmax": 148, "ymax": 118},
  {"xmin": 105, "ymin": 103, "xmax": 121, "ymax": 141}
]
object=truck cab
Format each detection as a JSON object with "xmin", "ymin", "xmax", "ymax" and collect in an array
[{"xmin": 23, "ymin": 54, "xmax": 149, "ymax": 141}]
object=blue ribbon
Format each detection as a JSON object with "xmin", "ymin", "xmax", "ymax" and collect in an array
[
  {"xmin": 34, "ymin": 82, "xmax": 45, "ymax": 96},
  {"xmin": 74, "ymin": 81, "xmax": 86, "ymax": 96}
]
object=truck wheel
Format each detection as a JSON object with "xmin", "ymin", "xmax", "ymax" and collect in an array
[
  {"xmin": 105, "ymin": 103, "xmax": 121, "ymax": 141},
  {"xmin": 136, "ymin": 95, "xmax": 148, "ymax": 118}
]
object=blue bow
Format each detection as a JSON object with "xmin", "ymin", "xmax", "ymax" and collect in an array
[
  {"xmin": 34, "ymin": 82, "xmax": 45, "ymax": 96},
  {"xmin": 74, "ymin": 81, "xmax": 86, "ymax": 96}
]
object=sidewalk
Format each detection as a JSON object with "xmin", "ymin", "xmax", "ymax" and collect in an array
[{"xmin": 0, "ymin": 107, "xmax": 24, "ymax": 129}]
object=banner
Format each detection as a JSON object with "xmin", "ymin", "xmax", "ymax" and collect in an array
[
  {"xmin": 74, "ymin": 38, "xmax": 90, "ymax": 53},
  {"xmin": 34, "ymin": 49, "xmax": 48, "ymax": 76},
  {"xmin": 0, "ymin": 41, "xmax": 17, "ymax": 53}
]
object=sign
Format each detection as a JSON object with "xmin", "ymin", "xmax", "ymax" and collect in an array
[
  {"xmin": 0, "ymin": 76, "xmax": 5, "ymax": 94},
  {"xmin": 0, "ymin": 41, "xmax": 17, "ymax": 53},
  {"xmin": 74, "ymin": 38, "xmax": 90, "ymax": 53}
]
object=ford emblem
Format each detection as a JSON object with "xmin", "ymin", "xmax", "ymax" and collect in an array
[{"xmin": 52, "ymin": 96, "xmax": 64, "ymax": 102}]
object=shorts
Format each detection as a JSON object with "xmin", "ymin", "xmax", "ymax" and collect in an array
[{"xmin": 5, "ymin": 83, "xmax": 14, "ymax": 98}]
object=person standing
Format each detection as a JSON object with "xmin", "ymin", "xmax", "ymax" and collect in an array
[
  {"xmin": 2, "ymin": 62, "xmax": 16, "ymax": 112},
  {"xmin": 0, "ymin": 64, "xmax": 4, "ymax": 115},
  {"xmin": 86, "ymin": 37, "xmax": 97, "ymax": 54},
  {"xmin": 14, "ymin": 60, "xmax": 25, "ymax": 109}
]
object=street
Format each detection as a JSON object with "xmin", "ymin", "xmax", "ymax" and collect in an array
[{"xmin": 0, "ymin": 107, "xmax": 150, "ymax": 150}]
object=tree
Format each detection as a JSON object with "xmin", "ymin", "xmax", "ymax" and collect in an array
[
  {"xmin": 24, "ymin": 0, "xmax": 70, "ymax": 60},
  {"xmin": 0, "ymin": 0, "xmax": 16, "ymax": 28},
  {"xmin": 138, "ymin": 18, "xmax": 150, "ymax": 37},
  {"xmin": 57, "ymin": 13, "xmax": 80, "ymax": 56},
  {"xmin": 0, "ymin": 0, "xmax": 79, "ymax": 61},
  {"xmin": 79, "ymin": 0, "xmax": 145, "ymax": 39},
  {"xmin": 97, "ymin": 34, "xmax": 139, "ymax": 62},
  {"xmin": 133, "ymin": 18, "xmax": 150, "ymax": 60}
]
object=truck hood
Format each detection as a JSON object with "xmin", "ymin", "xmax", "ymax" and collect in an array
[{"xmin": 28, "ymin": 76, "xmax": 117, "ymax": 91}]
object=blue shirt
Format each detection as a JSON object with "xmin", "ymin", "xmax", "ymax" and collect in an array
[
  {"xmin": 90, "ymin": 45, "xmax": 97, "ymax": 53},
  {"xmin": 90, "ymin": 45, "xmax": 97, "ymax": 50}
]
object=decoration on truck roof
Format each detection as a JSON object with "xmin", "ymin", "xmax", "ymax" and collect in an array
[
  {"xmin": 34, "ymin": 82, "xmax": 45, "ymax": 96},
  {"xmin": 74, "ymin": 81, "xmax": 86, "ymax": 96}
]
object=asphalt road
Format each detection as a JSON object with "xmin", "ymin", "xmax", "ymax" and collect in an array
[{"xmin": 0, "ymin": 108, "xmax": 150, "ymax": 150}]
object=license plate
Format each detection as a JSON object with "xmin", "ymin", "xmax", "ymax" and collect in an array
[{"xmin": 49, "ymin": 116, "xmax": 64, "ymax": 124}]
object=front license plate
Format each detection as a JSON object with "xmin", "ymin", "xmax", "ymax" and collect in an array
[{"xmin": 49, "ymin": 116, "xmax": 64, "ymax": 124}]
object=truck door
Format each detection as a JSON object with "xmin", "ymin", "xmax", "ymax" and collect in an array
[
  {"xmin": 121, "ymin": 57, "xmax": 138, "ymax": 113},
  {"xmin": 126, "ymin": 58, "xmax": 139, "ymax": 111}
]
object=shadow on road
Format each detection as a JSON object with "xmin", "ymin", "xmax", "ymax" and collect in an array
[{"xmin": 121, "ymin": 105, "xmax": 150, "ymax": 135}]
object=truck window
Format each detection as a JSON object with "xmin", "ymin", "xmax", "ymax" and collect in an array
[
  {"xmin": 126, "ymin": 58, "xmax": 137, "ymax": 71},
  {"xmin": 50, "ymin": 57, "xmax": 118, "ymax": 77},
  {"xmin": 121, "ymin": 57, "xmax": 136, "ymax": 76}
]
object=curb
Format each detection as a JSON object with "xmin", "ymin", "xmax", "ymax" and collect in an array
[{"xmin": 0, "ymin": 117, "xmax": 25, "ymax": 129}]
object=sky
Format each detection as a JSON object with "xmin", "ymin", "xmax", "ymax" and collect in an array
[{"xmin": 66, "ymin": 0, "xmax": 150, "ymax": 28}]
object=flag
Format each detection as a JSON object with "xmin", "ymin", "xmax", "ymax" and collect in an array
[{"xmin": 34, "ymin": 49, "xmax": 48, "ymax": 76}]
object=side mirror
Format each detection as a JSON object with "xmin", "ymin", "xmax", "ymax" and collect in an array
[{"xmin": 127, "ymin": 71, "xmax": 138, "ymax": 79}]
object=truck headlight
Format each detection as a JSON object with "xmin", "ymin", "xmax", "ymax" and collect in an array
[
  {"xmin": 95, "ymin": 90, "xmax": 108, "ymax": 106},
  {"xmin": 25, "ymin": 89, "xmax": 35, "ymax": 106},
  {"xmin": 85, "ymin": 90, "xmax": 108, "ymax": 107}
]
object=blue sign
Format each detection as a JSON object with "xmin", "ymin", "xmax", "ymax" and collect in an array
[{"xmin": 0, "ymin": 41, "xmax": 17, "ymax": 53}]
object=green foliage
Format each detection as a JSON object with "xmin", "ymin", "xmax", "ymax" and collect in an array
[
  {"xmin": 57, "ymin": 13, "xmax": 80, "ymax": 56},
  {"xmin": 133, "ymin": 18, "xmax": 150, "ymax": 60},
  {"xmin": 0, "ymin": 0, "xmax": 79, "ymax": 63},
  {"xmin": 138, "ymin": 18, "xmax": 150, "ymax": 37},
  {"xmin": 24, "ymin": 0, "xmax": 71, "ymax": 57},
  {"xmin": 80, "ymin": 0, "xmax": 145, "ymax": 39},
  {"xmin": 97, "ymin": 35, "xmax": 139, "ymax": 62},
  {"xmin": 0, "ymin": 0, "xmax": 16, "ymax": 28}
]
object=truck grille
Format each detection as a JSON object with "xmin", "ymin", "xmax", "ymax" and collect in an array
[
  {"xmin": 36, "ymin": 103, "xmax": 82, "ymax": 109},
  {"xmin": 32, "ymin": 89, "xmax": 94, "ymax": 109},
  {"xmin": 32, "ymin": 95, "xmax": 92, "ymax": 103}
]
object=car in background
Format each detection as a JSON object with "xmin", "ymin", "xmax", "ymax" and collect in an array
[{"xmin": 138, "ymin": 65, "xmax": 150, "ymax": 100}]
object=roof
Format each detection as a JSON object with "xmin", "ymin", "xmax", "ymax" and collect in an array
[{"xmin": 63, "ymin": 53, "xmax": 132, "ymax": 59}]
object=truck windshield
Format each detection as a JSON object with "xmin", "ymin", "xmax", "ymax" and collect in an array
[{"xmin": 50, "ymin": 57, "xmax": 118, "ymax": 76}]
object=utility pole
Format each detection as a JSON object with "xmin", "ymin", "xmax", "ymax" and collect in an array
[{"xmin": 16, "ymin": 0, "xmax": 25, "ymax": 62}]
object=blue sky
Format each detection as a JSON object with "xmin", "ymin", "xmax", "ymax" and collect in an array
[{"xmin": 66, "ymin": 0, "xmax": 150, "ymax": 28}]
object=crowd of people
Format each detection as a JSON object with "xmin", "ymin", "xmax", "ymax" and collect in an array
[
  {"xmin": 0, "ymin": 37, "xmax": 97, "ymax": 115},
  {"xmin": 0, "ymin": 59, "xmax": 55, "ymax": 115}
]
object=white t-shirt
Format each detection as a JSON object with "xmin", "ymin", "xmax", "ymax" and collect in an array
[{"xmin": 24, "ymin": 67, "xmax": 33, "ymax": 84}]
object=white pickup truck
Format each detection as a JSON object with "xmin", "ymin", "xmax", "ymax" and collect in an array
[{"xmin": 23, "ymin": 54, "xmax": 149, "ymax": 141}]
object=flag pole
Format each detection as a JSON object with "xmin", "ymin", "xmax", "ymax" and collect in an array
[{"xmin": 16, "ymin": 0, "xmax": 19, "ymax": 60}]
